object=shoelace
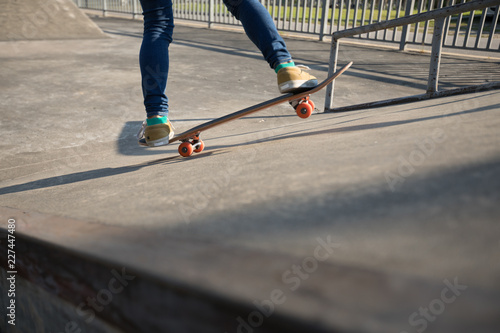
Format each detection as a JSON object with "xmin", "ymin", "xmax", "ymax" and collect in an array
[{"xmin": 296, "ymin": 65, "xmax": 312, "ymax": 70}]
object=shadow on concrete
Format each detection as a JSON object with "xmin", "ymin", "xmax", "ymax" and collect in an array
[
  {"xmin": 385, "ymin": 90, "xmax": 500, "ymax": 115},
  {"xmin": 116, "ymin": 115, "xmax": 296, "ymax": 157},
  {"xmin": 350, "ymin": 56, "xmax": 500, "ymax": 90},
  {"xmin": 162, "ymin": 152, "xmax": 500, "ymax": 250},
  {"xmin": 180, "ymin": 157, "xmax": 500, "ymax": 229},
  {"xmin": 114, "ymin": 91, "xmax": 498, "ymax": 157},
  {"xmin": 100, "ymin": 19, "xmax": 427, "ymax": 89},
  {"xmin": 0, "ymin": 152, "xmax": 218, "ymax": 196},
  {"xmin": 2, "ymin": 91, "xmax": 496, "ymax": 198},
  {"xmin": 206, "ymin": 100, "xmax": 500, "ymax": 151},
  {"xmin": 98, "ymin": 17, "xmax": 500, "ymax": 104}
]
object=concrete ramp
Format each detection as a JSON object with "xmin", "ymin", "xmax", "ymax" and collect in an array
[{"xmin": 0, "ymin": 0, "xmax": 106, "ymax": 41}]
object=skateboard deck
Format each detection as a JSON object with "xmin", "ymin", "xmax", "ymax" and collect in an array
[{"xmin": 169, "ymin": 61, "xmax": 353, "ymax": 157}]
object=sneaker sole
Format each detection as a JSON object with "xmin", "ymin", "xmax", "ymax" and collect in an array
[
  {"xmin": 279, "ymin": 79, "xmax": 318, "ymax": 93},
  {"xmin": 138, "ymin": 131, "xmax": 174, "ymax": 147},
  {"xmin": 146, "ymin": 132, "xmax": 174, "ymax": 147}
]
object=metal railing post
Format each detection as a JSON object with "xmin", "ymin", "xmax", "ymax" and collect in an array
[
  {"xmin": 427, "ymin": 17, "xmax": 445, "ymax": 93},
  {"xmin": 324, "ymin": 38, "xmax": 339, "ymax": 111},
  {"xmin": 209, "ymin": 0, "xmax": 214, "ymax": 28},
  {"xmin": 132, "ymin": 0, "xmax": 138, "ymax": 19},
  {"xmin": 399, "ymin": 0, "xmax": 415, "ymax": 50},
  {"xmin": 319, "ymin": 0, "xmax": 331, "ymax": 41},
  {"xmin": 102, "ymin": 0, "xmax": 107, "ymax": 17}
]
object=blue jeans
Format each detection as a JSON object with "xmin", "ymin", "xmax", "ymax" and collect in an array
[{"xmin": 139, "ymin": 0, "xmax": 292, "ymax": 117}]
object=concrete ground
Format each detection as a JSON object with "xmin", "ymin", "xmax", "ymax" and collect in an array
[{"xmin": 1, "ymin": 16, "xmax": 500, "ymax": 333}]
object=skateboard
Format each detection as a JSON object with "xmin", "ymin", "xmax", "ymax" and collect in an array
[{"xmin": 141, "ymin": 61, "xmax": 352, "ymax": 157}]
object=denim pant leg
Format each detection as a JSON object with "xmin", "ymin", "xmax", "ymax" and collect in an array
[
  {"xmin": 223, "ymin": 0, "xmax": 292, "ymax": 69},
  {"xmin": 139, "ymin": 0, "xmax": 174, "ymax": 118}
]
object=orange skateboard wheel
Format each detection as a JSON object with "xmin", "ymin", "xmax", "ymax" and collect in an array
[
  {"xmin": 194, "ymin": 140, "xmax": 205, "ymax": 153},
  {"xmin": 178, "ymin": 142, "xmax": 194, "ymax": 157},
  {"xmin": 296, "ymin": 102, "xmax": 313, "ymax": 119}
]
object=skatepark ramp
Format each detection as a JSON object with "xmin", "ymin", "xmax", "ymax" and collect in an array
[{"xmin": 0, "ymin": 0, "xmax": 106, "ymax": 41}]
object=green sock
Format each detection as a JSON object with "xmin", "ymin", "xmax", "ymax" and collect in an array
[
  {"xmin": 147, "ymin": 116, "xmax": 167, "ymax": 126},
  {"xmin": 275, "ymin": 61, "xmax": 295, "ymax": 73}
]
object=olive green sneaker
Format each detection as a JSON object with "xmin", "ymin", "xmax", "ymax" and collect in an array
[
  {"xmin": 136, "ymin": 116, "xmax": 175, "ymax": 147},
  {"xmin": 277, "ymin": 65, "xmax": 318, "ymax": 93}
]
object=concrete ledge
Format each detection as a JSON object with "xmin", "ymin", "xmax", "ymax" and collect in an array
[
  {"xmin": 0, "ymin": 223, "xmax": 335, "ymax": 333},
  {"xmin": 1, "ymin": 206, "xmax": 500, "ymax": 332}
]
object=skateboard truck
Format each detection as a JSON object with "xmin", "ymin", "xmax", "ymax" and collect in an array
[
  {"xmin": 178, "ymin": 134, "xmax": 205, "ymax": 157},
  {"xmin": 290, "ymin": 95, "xmax": 315, "ymax": 119}
]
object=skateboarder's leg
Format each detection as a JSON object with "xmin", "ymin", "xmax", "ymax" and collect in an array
[
  {"xmin": 138, "ymin": 0, "xmax": 175, "ymax": 146},
  {"xmin": 139, "ymin": 0, "xmax": 173, "ymax": 118},
  {"xmin": 222, "ymin": 0, "xmax": 291, "ymax": 69},
  {"xmin": 222, "ymin": 0, "xmax": 317, "ymax": 93}
]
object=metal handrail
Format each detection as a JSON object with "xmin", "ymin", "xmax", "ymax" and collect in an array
[
  {"xmin": 332, "ymin": 0, "xmax": 500, "ymax": 41},
  {"xmin": 325, "ymin": 0, "xmax": 500, "ymax": 112}
]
